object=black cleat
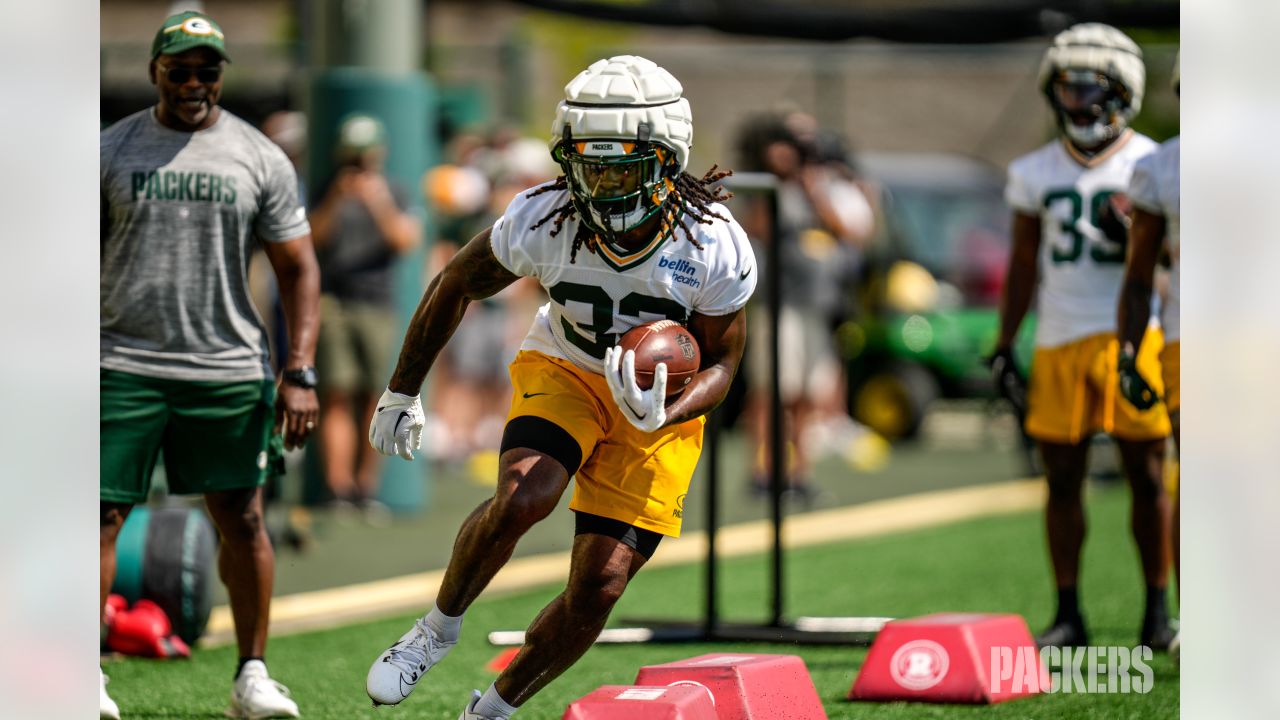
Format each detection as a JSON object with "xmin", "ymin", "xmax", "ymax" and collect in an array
[
  {"xmin": 1036, "ymin": 619, "xmax": 1089, "ymax": 649},
  {"xmin": 1140, "ymin": 620, "xmax": 1176, "ymax": 651}
]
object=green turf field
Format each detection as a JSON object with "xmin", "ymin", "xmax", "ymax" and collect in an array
[{"xmin": 103, "ymin": 481, "xmax": 1177, "ymax": 719}]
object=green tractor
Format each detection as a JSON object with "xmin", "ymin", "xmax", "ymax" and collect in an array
[{"xmin": 844, "ymin": 153, "xmax": 1035, "ymax": 441}]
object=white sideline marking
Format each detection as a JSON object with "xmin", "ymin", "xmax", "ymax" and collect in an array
[{"xmin": 200, "ymin": 479, "xmax": 1044, "ymax": 647}]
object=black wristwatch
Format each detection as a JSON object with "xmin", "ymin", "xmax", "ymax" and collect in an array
[{"xmin": 282, "ymin": 365, "xmax": 319, "ymax": 390}]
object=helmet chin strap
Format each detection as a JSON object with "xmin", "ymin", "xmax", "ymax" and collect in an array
[
  {"xmin": 591, "ymin": 201, "xmax": 647, "ymax": 236},
  {"xmin": 1065, "ymin": 122, "xmax": 1109, "ymax": 148},
  {"xmin": 1062, "ymin": 115, "xmax": 1120, "ymax": 153}
]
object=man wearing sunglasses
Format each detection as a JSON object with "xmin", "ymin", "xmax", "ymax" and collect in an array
[{"xmin": 99, "ymin": 11, "xmax": 318, "ymax": 719}]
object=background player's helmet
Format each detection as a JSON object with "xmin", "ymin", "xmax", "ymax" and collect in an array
[
  {"xmin": 549, "ymin": 55, "xmax": 693, "ymax": 240},
  {"xmin": 1037, "ymin": 23, "xmax": 1146, "ymax": 150}
]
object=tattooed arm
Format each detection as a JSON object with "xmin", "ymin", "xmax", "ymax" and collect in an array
[{"xmin": 387, "ymin": 227, "xmax": 519, "ymax": 395}]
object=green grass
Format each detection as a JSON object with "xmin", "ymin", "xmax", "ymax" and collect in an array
[{"xmin": 104, "ymin": 482, "xmax": 1177, "ymax": 719}]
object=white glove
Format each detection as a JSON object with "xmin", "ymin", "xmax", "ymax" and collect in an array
[
  {"xmin": 603, "ymin": 346, "xmax": 668, "ymax": 433},
  {"xmin": 369, "ymin": 388, "xmax": 425, "ymax": 460}
]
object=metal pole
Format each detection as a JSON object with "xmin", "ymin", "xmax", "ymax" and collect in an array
[
  {"xmin": 703, "ymin": 408, "xmax": 721, "ymax": 636},
  {"xmin": 766, "ymin": 179, "xmax": 785, "ymax": 627}
]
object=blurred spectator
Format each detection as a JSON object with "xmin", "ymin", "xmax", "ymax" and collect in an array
[
  {"xmin": 738, "ymin": 112, "xmax": 875, "ymax": 499},
  {"xmin": 309, "ymin": 114, "xmax": 422, "ymax": 520},
  {"xmin": 418, "ymin": 131, "xmax": 554, "ymax": 467},
  {"xmin": 258, "ymin": 109, "xmax": 318, "ymax": 551},
  {"xmin": 256, "ymin": 110, "xmax": 308, "ymax": 368},
  {"xmin": 262, "ymin": 110, "xmax": 307, "ymax": 195}
]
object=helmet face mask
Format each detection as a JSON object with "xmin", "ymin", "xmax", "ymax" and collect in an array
[
  {"xmin": 1049, "ymin": 69, "xmax": 1131, "ymax": 149},
  {"xmin": 554, "ymin": 138, "xmax": 679, "ymax": 241}
]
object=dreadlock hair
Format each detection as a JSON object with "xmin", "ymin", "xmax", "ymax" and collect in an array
[{"xmin": 526, "ymin": 166, "xmax": 735, "ymax": 264}]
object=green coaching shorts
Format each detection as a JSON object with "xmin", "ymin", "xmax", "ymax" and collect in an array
[{"xmin": 100, "ymin": 369, "xmax": 282, "ymax": 504}]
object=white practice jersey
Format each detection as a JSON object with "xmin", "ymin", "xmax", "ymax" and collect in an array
[
  {"xmin": 1128, "ymin": 136, "xmax": 1180, "ymax": 342},
  {"xmin": 1006, "ymin": 131, "xmax": 1158, "ymax": 348},
  {"xmin": 490, "ymin": 182, "xmax": 758, "ymax": 375}
]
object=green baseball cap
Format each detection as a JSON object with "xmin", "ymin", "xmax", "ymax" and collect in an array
[{"xmin": 151, "ymin": 11, "xmax": 231, "ymax": 62}]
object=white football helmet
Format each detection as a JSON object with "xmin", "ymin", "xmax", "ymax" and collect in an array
[
  {"xmin": 1038, "ymin": 23, "xmax": 1146, "ymax": 150},
  {"xmin": 548, "ymin": 55, "xmax": 693, "ymax": 240}
]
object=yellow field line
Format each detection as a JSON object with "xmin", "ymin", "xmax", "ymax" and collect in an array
[{"xmin": 201, "ymin": 479, "xmax": 1044, "ymax": 647}]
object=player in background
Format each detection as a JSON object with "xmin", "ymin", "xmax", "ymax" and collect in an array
[
  {"xmin": 100, "ymin": 12, "xmax": 318, "ymax": 719},
  {"xmin": 1118, "ymin": 52, "xmax": 1180, "ymax": 659},
  {"xmin": 363, "ymin": 56, "xmax": 756, "ymax": 719},
  {"xmin": 991, "ymin": 24, "xmax": 1174, "ymax": 649}
]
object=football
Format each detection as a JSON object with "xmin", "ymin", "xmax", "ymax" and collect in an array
[{"xmin": 619, "ymin": 320, "xmax": 701, "ymax": 397}]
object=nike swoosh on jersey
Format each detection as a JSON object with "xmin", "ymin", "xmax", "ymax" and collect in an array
[
  {"xmin": 522, "ymin": 392, "xmax": 550, "ymax": 399},
  {"xmin": 739, "ymin": 266, "xmax": 753, "ymax": 281}
]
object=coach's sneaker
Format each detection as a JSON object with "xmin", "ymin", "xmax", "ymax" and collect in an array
[
  {"xmin": 226, "ymin": 660, "xmax": 299, "ymax": 719},
  {"xmin": 100, "ymin": 669, "xmax": 120, "ymax": 720},
  {"xmin": 1035, "ymin": 618, "xmax": 1089, "ymax": 649},
  {"xmin": 367, "ymin": 618, "xmax": 456, "ymax": 705},
  {"xmin": 460, "ymin": 689, "xmax": 512, "ymax": 720}
]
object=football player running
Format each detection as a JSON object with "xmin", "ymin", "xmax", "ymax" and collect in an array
[
  {"xmin": 992, "ymin": 24, "xmax": 1174, "ymax": 650},
  {"xmin": 1118, "ymin": 52, "xmax": 1180, "ymax": 660},
  {"xmin": 365, "ymin": 56, "xmax": 756, "ymax": 719}
]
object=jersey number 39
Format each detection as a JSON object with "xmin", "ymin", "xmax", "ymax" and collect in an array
[{"xmin": 1043, "ymin": 188, "xmax": 1126, "ymax": 265}]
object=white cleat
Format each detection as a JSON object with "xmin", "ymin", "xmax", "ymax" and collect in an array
[
  {"xmin": 367, "ymin": 619, "xmax": 456, "ymax": 706},
  {"xmin": 100, "ymin": 669, "xmax": 120, "ymax": 720},
  {"xmin": 225, "ymin": 660, "xmax": 299, "ymax": 719},
  {"xmin": 1169, "ymin": 630, "xmax": 1180, "ymax": 666},
  {"xmin": 460, "ymin": 689, "xmax": 511, "ymax": 720}
]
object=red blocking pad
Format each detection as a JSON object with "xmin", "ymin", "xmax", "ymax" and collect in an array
[
  {"xmin": 849, "ymin": 613, "xmax": 1047, "ymax": 704},
  {"xmin": 563, "ymin": 685, "xmax": 718, "ymax": 720},
  {"xmin": 636, "ymin": 653, "xmax": 827, "ymax": 720}
]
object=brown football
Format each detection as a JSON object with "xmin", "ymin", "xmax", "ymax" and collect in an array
[{"xmin": 618, "ymin": 320, "xmax": 701, "ymax": 397}]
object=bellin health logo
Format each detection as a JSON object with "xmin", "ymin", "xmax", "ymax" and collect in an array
[{"xmin": 657, "ymin": 255, "xmax": 701, "ymax": 288}]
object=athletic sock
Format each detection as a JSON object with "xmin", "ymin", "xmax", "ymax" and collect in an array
[
  {"xmin": 1143, "ymin": 585, "xmax": 1168, "ymax": 627},
  {"xmin": 474, "ymin": 682, "xmax": 519, "ymax": 718},
  {"xmin": 1055, "ymin": 586, "xmax": 1081, "ymax": 625},
  {"xmin": 425, "ymin": 603, "xmax": 464, "ymax": 643},
  {"xmin": 236, "ymin": 656, "xmax": 264, "ymax": 679}
]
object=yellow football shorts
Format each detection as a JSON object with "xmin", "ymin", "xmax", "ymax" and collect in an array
[
  {"xmin": 1026, "ymin": 330, "xmax": 1171, "ymax": 444},
  {"xmin": 505, "ymin": 350, "xmax": 704, "ymax": 537},
  {"xmin": 1160, "ymin": 340, "xmax": 1180, "ymax": 416}
]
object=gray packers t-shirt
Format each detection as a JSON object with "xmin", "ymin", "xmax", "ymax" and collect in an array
[{"xmin": 101, "ymin": 108, "xmax": 310, "ymax": 382}]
